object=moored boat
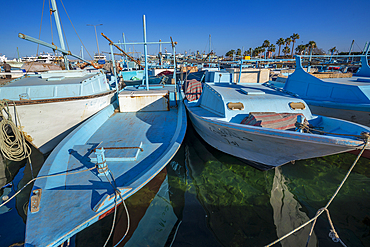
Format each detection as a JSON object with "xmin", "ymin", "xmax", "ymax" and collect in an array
[
  {"xmin": 185, "ymin": 74, "xmax": 370, "ymax": 170},
  {"xmin": 24, "ymin": 15, "xmax": 187, "ymax": 247},
  {"xmin": 267, "ymin": 55, "xmax": 370, "ymax": 126},
  {"xmin": 0, "ymin": 70, "xmax": 115, "ymax": 154}
]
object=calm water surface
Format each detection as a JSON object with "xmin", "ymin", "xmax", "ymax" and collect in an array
[{"xmin": 1, "ymin": 124, "xmax": 370, "ymax": 247}]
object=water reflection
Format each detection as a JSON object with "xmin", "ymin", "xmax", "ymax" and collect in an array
[{"xmin": 270, "ymin": 167, "xmax": 317, "ymax": 247}]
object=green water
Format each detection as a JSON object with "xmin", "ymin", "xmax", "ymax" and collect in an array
[{"xmin": 1, "ymin": 124, "xmax": 370, "ymax": 246}]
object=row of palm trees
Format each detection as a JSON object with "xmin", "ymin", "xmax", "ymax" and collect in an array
[{"xmin": 225, "ymin": 33, "xmax": 324, "ymax": 58}]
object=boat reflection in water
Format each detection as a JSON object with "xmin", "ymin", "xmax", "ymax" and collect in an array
[
  {"xmin": 184, "ymin": 124, "xmax": 370, "ymax": 246},
  {"xmin": 270, "ymin": 167, "xmax": 317, "ymax": 246}
]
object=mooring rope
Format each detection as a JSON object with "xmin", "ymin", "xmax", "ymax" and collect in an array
[
  {"xmin": 102, "ymin": 168, "xmax": 130, "ymax": 247},
  {"xmin": 296, "ymin": 122, "xmax": 369, "ymax": 140},
  {"xmin": 0, "ymin": 100, "xmax": 32, "ymax": 162},
  {"xmin": 265, "ymin": 135, "xmax": 369, "ymax": 247}
]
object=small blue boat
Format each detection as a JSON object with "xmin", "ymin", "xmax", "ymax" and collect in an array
[
  {"xmin": 185, "ymin": 72, "xmax": 370, "ymax": 170},
  {"xmin": 272, "ymin": 56, "xmax": 370, "ymax": 126},
  {"xmin": 25, "ymin": 82, "xmax": 186, "ymax": 246},
  {"xmin": 25, "ymin": 15, "xmax": 187, "ymax": 246}
]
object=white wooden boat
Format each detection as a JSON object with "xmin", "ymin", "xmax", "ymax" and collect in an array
[
  {"xmin": 0, "ymin": 70, "xmax": 115, "ymax": 153},
  {"xmin": 185, "ymin": 79, "xmax": 370, "ymax": 170}
]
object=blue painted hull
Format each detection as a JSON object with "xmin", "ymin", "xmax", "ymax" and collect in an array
[
  {"xmin": 25, "ymin": 86, "xmax": 187, "ymax": 246},
  {"xmin": 281, "ymin": 56, "xmax": 370, "ymax": 126}
]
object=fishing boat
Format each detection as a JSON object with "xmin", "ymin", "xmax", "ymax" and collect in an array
[
  {"xmin": 0, "ymin": 70, "xmax": 116, "ymax": 154},
  {"xmin": 267, "ymin": 55, "xmax": 370, "ymax": 126},
  {"xmin": 24, "ymin": 80, "xmax": 186, "ymax": 247},
  {"xmin": 24, "ymin": 15, "xmax": 187, "ymax": 246},
  {"xmin": 185, "ymin": 73, "xmax": 370, "ymax": 170},
  {"xmin": 0, "ymin": 1, "xmax": 116, "ymax": 154}
]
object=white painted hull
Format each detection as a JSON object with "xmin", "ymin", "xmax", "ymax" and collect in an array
[
  {"xmin": 11, "ymin": 92, "xmax": 115, "ymax": 154},
  {"xmin": 308, "ymin": 104, "xmax": 370, "ymax": 127},
  {"xmin": 187, "ymin": 109, "xmax": 367, "ymax": 169}
]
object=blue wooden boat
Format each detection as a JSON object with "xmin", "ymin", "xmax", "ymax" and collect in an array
[
  {"xmin": 25, "ymin": 82, "xmax": 186, "ymax": 246},
  {"xmin": 25, "ymin": 14, "xmax": 186, "ymax": 246},
  {"xmin": 185, "ymin": 73, "xmax": 370, "ymax": 170},
  {"xmin": 270, "ymin": 56, "xmax": 370, "ymax": 126}
]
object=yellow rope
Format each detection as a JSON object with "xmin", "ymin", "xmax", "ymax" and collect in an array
[
  {"xmin": 0, "ymin": 101, "xmax": 31, "ymax": 162},
  {"xmin": 265, "ymin": 136, "xmax": 369, "ymax": 247}
]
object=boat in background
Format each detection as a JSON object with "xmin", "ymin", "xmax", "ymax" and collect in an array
[
  {"xmin": 185, "ymin": 71, "xmax": 370, "ymax": 170},
  {"xmin": 354, "ymin": 55, "xmax": 370, "ymax": 77},
  {"xmin": 269, "ymin": 56, "xmax": 370, "ymax": 126}
]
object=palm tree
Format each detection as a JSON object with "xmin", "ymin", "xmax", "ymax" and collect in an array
[
  {"xmin": 285, "ymin": 37, "xmax": 292, "ymax": 49},
  {"xmin": 276, "ymin": 38, "xmax": 285, "ymax": 57},
  {"xmin": 282, "ymin": 46, "xmax": 290, "ymax": 57},
  {"xmin": 308, "ymin": 41, "xmax": 316, "ymax": 54},
  {"xmin": 236, "ymin": 48, "xmax": 242, "ymax": 57},
  {"xmin": 290, "ymin": 33, "xmax": 300, "ymax": 57},
  {"xmin": 295, "ymin": 44, "xmax": 306, "ymax": 55},
  {"xmin": 307, "ymin": 41, "xmax": 316, "ymax": 62},
  {"xmin": 267, "ymin": 44, "xmax": 276, "ymax": 58},
  {"xmin": 262, "ymin": 40, "xmax": 270, "ymax": 48},
  {"xmin": 262, "ymin": 40, "xmax": 270, "ymax": 58}
]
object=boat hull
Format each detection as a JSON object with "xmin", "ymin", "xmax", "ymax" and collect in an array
[
  {"xmin": 187, "ymin": 107, "xmax": 367, "ymax": 169},
  {"xmin": 10, "ymin": 91, "xmax": 115, "ymax": 153}
]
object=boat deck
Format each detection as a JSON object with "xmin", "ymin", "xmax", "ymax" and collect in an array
[
  {"xmin": 0, "ymin": 70, "xmax": 111, "ymax": 100},
  {"xmin": 196, "ymin": 83, "xmax": 313, "ymax": 122}
]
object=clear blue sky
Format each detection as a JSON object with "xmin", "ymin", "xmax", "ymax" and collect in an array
[{"xmin": 1, "ymin": 0, "xmax": 369, "ymax": 59}]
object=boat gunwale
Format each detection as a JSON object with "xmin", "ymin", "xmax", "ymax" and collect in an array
[{"xmin": 5, "ymin": 90, "xmax": 116, "ymax": 106}]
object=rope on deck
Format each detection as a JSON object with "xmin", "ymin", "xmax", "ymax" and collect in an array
[
  {"xmin": 265, "ymin": 135, "xmax": 369, "ymax": 247},
  {"xmin": 0, "ymin": 100, "xmax": 32, "ymax": 161}
]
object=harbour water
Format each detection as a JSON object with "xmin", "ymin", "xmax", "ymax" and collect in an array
[{"xmin": 1, "ymin": 124, "xmax": 370, "ymax": 246}]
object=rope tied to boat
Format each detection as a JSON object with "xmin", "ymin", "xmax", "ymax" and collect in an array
[
  {"xmin": 265, "ymin": 135, "xmax": 369, "ymax": 247},
  {"xmin": 0, "ymin": 100, "xmax": 32, "ymax": 162},
  {"xmin": 295, "ymin": 121, "xmax": 370, "ymax": 140}
]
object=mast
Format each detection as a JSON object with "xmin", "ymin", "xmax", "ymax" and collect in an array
[
  {"xmin": 143, "ymin": 15, "xmax": 149, "ymax": 90},
  {"xmin": 50, "ymin": 0, "xmax": 69, "ymax": 69}
]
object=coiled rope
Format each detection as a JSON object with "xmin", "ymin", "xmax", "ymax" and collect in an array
[
  {"xmin": 265, "ymin": 134, "xmax": 369, "ymax": 247},
  {"xmin": 0, "ymin": 100, "xmax": 32, "ymax": 162}
]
